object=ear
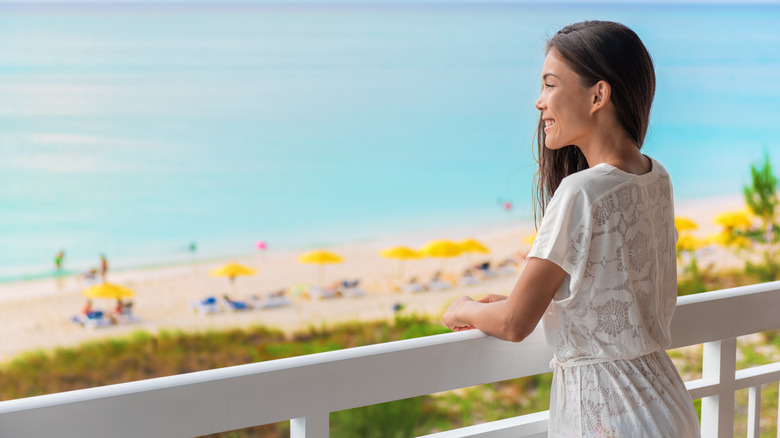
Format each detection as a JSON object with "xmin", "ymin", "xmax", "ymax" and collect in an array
[{"xmin": 590, "ymin": 80, "xmax": 611, "ymax": 115}]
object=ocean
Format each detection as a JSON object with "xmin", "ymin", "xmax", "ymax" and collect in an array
[{"xmin": 2, "ymin": 2, "xmax": 779, "ymax": 281}]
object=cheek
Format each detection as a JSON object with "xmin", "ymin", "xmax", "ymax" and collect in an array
[{"xmin": 556, "ymin": 97, "xmax": 590, "ymax": 131}]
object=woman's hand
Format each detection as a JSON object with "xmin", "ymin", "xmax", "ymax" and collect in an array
[
  {"xmin": 442, "ymin": 296, "xmax": 476, "ymax": 332},
  {"xmin": 478, "ymin": 293, "xmax": 508, "ymax": 304}
]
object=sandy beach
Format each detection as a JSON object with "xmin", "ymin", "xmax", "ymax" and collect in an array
[{"xmin": 0, "ymin": 194, "xmax": 745, "ymax": 364}]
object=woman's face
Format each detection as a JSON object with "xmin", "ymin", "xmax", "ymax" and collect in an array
[{"xmin": 535, "ymin": 49, "xmax": 595, "ymax": 150}]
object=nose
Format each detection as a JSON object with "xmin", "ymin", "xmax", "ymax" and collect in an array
[{"xmin": 535, "ymin": 92, "xmax": 545, "ymax": 112}]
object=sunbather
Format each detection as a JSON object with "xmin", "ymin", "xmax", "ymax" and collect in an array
[
  {"xmin": 188, "ymin": 296, "xmax": 223, "ymax": 314},
  {"xmin": 222, "ymin": 294, "xmax": 251, "ymax": 311},
  {"xmin": 459, "ymin": 268, "xmax": 480, "ymax": 286},
  {"xmin": 427, "ymin": 271, "xmax": 453, "ymax": 291},
  {"xmin": 338, "ymin": 279, "xmax": 365, "ymax": 298},
  {"xmin": 250, "ymin": 289, "xmax": 292, "ymax": 309},
  {"xmin": 473, "ymin": 261, "xmax": 497, "ymax": 278},
  {"xmin": 400, "ymin": 276, "xmax": 426, "ymax": 293}
]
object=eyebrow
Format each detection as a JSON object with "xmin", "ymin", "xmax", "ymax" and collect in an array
[{"xmin": 542, "ymin": 73, "xmax": 559, "ymax": 80}]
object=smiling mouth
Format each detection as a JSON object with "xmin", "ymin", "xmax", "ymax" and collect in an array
[{"xmin": 543, "ymin": 119, "xmax": 555, "ymax": 130}]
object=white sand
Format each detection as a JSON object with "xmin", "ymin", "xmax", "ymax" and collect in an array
[{"xmin": 0, "ymin": 195, "xmax": 745, "ymax": 363}]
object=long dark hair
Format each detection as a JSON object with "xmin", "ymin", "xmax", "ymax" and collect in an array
[{"xmin": 533, "ymin": 21, "xmax": 656, "ymax": 225}]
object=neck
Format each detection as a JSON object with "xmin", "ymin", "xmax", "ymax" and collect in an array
[{"xmin": 578, "ymin": 128, "xmax": 649, "ymax": 175}]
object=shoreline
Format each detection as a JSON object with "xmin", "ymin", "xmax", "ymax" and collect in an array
[
  {"xmin": 0, "ymin": 215, "xmax": 537, "ymax": 364},
  {"xmin": 0, "ymin": 194, "xmax": 745, "ymax": 364}
]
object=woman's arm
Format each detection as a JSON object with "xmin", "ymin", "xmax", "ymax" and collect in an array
[{"xmin": 442, "ymin": 257, "xmax": 567, "ymax": 342}]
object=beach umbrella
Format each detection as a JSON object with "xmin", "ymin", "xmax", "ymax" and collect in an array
[
  {"xmin": 209, "ymin": 262, "xmax": 257, "ymax": 293},
  {"xmin": 674, "ymin": 216, "xmax": 698, "ymax": 232},
  {"xmin": 83, "ymin": 283, "xmax": 135, "ymax": 300},
  {"xmin": 458, "ymin": 238, "xmax": 490, "ymax": 267},
  {"xmin": 419, "ymin": 239, "xmax": 464, "ymax": 258},
  {"xmin": 297, "ymin": 250, "xmax": 344, "ymax": 286},
  {"xmin": 458, "ymin": 238, "xmax": 490, "ymax": 255},
  {"xmin": 379, "ymin": 245, "xmax": 423, "ymax": 279},
  {"xmin": 419, "ymin": 239, "xmax": 463, "ymax": 272},
  {"xmin": 210, "ymin": 262, "xmax": 257, "ymax": 278}
]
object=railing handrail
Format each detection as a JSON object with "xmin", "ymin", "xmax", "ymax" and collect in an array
[{"xmin": 2, "ymin": 281, "xmax": 780, "ymax": 438}]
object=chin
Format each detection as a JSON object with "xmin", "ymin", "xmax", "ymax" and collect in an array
[{"xmin": 544, "ymin": 139, "xmax": 565, "ymax": 150}]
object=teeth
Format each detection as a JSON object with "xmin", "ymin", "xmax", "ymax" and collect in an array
[{"xmin": 544, "ymin": 120, "xmax": 554, "ymax": 127}]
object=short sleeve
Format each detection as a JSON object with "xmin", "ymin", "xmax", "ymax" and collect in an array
[{"xmin": 527, "ymin": 179, "xmax": 592, "ymax": 278}]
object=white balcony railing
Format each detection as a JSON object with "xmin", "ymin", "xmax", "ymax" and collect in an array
[{"xmin": 2, "ymin": 281, "xmax": 780, "ymax": 437}]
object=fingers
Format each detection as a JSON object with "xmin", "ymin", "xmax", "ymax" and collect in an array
[{"xmin": 478, "ymin": 293, "xmax": 508, "ymax": 303}]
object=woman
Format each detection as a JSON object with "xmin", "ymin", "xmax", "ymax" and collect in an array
[{"xmin": 443, "ymin": 21, "xmax": 700, "ymax": 436}]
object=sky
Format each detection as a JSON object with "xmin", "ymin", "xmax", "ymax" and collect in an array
[{"xmin": 1, "ymin": 0, "xmax": 779, "ymax": 4}]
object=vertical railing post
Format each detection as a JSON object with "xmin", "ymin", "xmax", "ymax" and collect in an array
[
  {"xmin": 747, "ymin": 385, "xmax": 761, "ymax": 438},
  {"xmin": 291, "ymin": 413, "xmax": 329, "ymax": 438},
  {"xmin": 700, "ymin": 338, "xmax": 736, "ymax": 438}
]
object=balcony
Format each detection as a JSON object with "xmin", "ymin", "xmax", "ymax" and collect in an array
[{"xmin": 2, "ymin": 281, "xmax": 780, "ymax": 437}]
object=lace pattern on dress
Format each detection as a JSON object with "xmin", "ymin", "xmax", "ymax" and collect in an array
[{"xmin": 529, "ymin": 159, "xmax": 700, "ymax": 437}]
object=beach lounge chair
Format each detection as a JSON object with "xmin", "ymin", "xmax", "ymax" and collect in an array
[
  {"xmin": 399, "ymin": 276, "xmax": 427, "ymax": 293},
  {"xmin": 251, "ymin": 292, "xmax": 292, "ymax": 309},
  {"xmin": 401, "ymin": 282, "xmax": 426, "ymax": 293},
  {"xmin": 458, "ymin": 275, "xmax": 480, "ymax": 286},
  {"xmin": 426, "ymin": 271, "xmax": 453, "ymax": 291},
  {"xmin": 71, "ymin": 311, "xmax": 113, "ymax": 330},
  {"xmin": 188, "ymin": 296, "xmax": 223, "ymax": 315},
  {"xmin": 338, "ymin": 279, "xmax": 365, "ymax": 298},
  {"xmin": 111, "ymin": 301, "xmax": 142, "ymax": 325},
  {"xmin": 458, "ymin": 268, "xmax": 481, "ymax": 286},
  {"xmin": 427, "ymin": 280, "xmax": 452, "ymax": 291},
  {"xmin": 494, "ymin": 261, "xmax": 519, "ymax": 276},
  {"xmin": 474, "ymin": 261, "xmax": 498, "ymax": 278},
  {"xmin": 221, "ymin": 295, "xmax": 252, "ymax": 312},
  {"xmin": 309, "ymin": 285, "xmax": 340, "ymax": 300},
  {"xmin": 114, "ymin": 313, "xmax": 142, "ymax": 324}
]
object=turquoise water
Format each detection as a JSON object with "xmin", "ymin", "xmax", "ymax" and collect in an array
[{"xmin": 2, "ymin": 3, "xmax": 779, "ymax": 281}]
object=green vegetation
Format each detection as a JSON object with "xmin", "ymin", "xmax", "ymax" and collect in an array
[
  {"xmin": 743, "ymin": 152, "xmax": 780, "ymax": 281},
  {"xmin": 677, "ymin": 152, "xmax": 780, "ymax": 293}
]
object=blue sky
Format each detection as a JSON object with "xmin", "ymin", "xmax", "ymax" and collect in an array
[{"xmin": 2, "ymin": 0, "xmax": 779, "ymax": 4}]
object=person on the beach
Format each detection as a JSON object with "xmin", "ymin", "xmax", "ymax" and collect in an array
[
  {"xmin": 81, "ymin": 299, "xmax": 93, "ymax": 316},
  {"xmin": 54, "ymin": 249, "xmax": 65, "ymax": 271},
  {"xmin": 99, "ymin": 253, "xmax": 109, "ymax": 281},
  {"xmin": 443, "ymin": 21, "xmax": 700, "ymax": 436}
]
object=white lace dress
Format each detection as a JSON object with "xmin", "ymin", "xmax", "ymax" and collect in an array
[{"xmin": 527, "ymin": 157, "xmax": 700, "ymax": 437}]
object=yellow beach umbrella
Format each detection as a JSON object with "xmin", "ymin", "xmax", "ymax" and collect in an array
[
  {"xmin": 83, "ymin": 282, "xmax": 135, "ymax": 300},
  {"xmin": 209, "ymin": 262, "xmax": 257, "ymax": 278},
  {"xmin": 458, "ymin": 238, "xmax": 490, "ymax": 255},
  {"xmin": 379, "ymin": 246, "xmax": 423, "ymax": 279},
  {"xmin": 379, "ymin": 246, "xmax": 422, "ymax": 260},
  {"xmin": 674, "ymin": 216, "xmax": 698, "ymax": 232},
  {"xmin": 297, "ymin": 250, "xmax": 344, "ymax": 286},
  {"xmin": 209, "ymin": 262, "xmax": 257, "ymax": 293},
  {"xmin": 458, "ymin": 238, "xmax": 490, "ymax": 267},
  {"xmin": 420, "ymin": 239, "xmax": 463, "ymax": 273},
  {"xmin": 420, "ymin": 239, "xmax": 464, "ymax": 258}
]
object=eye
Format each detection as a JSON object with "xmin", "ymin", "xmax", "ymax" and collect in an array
[{"xmin": 544, "ymin": 83, "xmax": 554, "ymax": 89}]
